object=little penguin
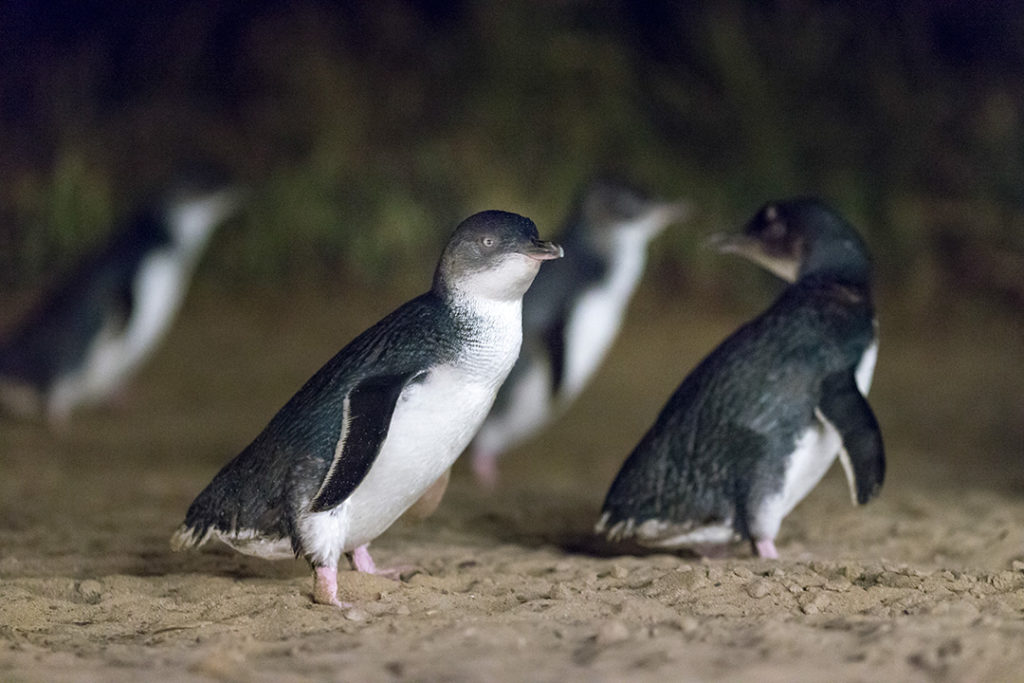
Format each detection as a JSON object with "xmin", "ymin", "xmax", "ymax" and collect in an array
[
  {"xmin": 0, "ymin": 173, "xmax": 240, "ymax": 427},
  {"xmin": 171, "ymin": 210, "xmax": 563, "ymax": 607},
  {"xmin": 470, "ymin": 178, "xmax": 689, "ymax": 486},
  {"xmin": 595, "ymin": 198, "xmax": 884, "ymax": 559}
]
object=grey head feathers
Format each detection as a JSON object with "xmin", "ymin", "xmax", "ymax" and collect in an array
[
  {"xmin": 712, "ymin": 198, "xmax": 872, "ymax": 284},
  {"xmin": 434, "ymin": 210, "xmax": 562, "ymax": 303}
]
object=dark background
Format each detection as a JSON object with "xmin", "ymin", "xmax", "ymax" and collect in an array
[{"xmin": 1, "ymin": 0, "xmax": 1022, "ymax": 314}]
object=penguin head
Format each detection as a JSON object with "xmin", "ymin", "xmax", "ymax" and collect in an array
[
  {"xmin": 713, "ymin": 198, "xmax": 871, "ymax": 283},
  {"xmin": 576, "ymin": 178, "xmax": 690, "ymax": 249},
  {"xmin": 436, "ymin": 210, "xmax": 563, "ymax": 302},
  {"xmin": 161, "ymin": 169, "xmax": 244, "ymax": 255}
]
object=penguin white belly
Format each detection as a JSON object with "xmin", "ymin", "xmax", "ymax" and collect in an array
[
  {"xmin": 120, "ymin": 249, "xmax": 190, "ymax": 371},
  {"xmin": 302, "ymin": 365, "xmax": 503, "ymax": 561},
  {"xmin": 561, "ymin": 240, "xmax": 646, "ymax": 401},
  {"xmin": 562, "ymin": 289, "xmax": 628, "ymax": 401},
  {"xmin": 473, "ymin": 356, "xmax": 552, "ymax": 454},
  {"xmin": 57, "ymin": 249, "xmax": 189, "ymax": 414},
  {"xmin": 749, "ymin": 414, "xmax": 843, "ymax": 541}
]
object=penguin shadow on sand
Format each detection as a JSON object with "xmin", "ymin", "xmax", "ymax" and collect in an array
[{"xmin": 453, "ymin": 485, "xmax": 706, "ymax": 561}]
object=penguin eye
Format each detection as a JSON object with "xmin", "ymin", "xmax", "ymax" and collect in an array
[
  {"xmin": 766, "ymin": 219, "xmax": 787, "ymax": 240},
  {"xmin": 480, "ymin": 236, "xmax": 496, "ymax": 248}
]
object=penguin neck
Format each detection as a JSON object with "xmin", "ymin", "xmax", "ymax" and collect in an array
[
  {"xmin": 434, "ymin": 284, "xmax": 525, "ymax": 382},
  {"xmin": 799, "ymin": 237, "xmax": 872, "ymax": 286},
  {"xmin": 792, "ymin": 270, "xmax": 874, "ymax": 313},
  {"xmin": 434, "ymin": 280, "xmax": 528, "ymax": 333}
]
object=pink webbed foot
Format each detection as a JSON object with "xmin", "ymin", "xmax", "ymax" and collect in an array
[
  {"xmin": 312, "ymin": 566, "xmax": 352, "ymax": 608},
  {"xmin": 754, "ymin": 538, "xmax": 779, "ymax": 559},
  {"xmin": 471, "ymin": 450, "xmax": 500, "ymax": 490},
  {"xmin": 348, "ymin": 544, "xmax": 411, "ymax": 580}
]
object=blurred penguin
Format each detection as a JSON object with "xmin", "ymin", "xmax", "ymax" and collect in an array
[
  {"xmin": 469, "ymin": 178, "xmax": 690, "ymax": 486},
  {"xmin": 0, "ymin": 170, "xmax": 242, "ymax": 427}
]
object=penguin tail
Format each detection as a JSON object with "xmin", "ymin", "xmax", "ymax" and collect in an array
[
  {"xmin": 169, "ymin": 522, "xmax": 212, "ymax": 552},
  {"xmin": 594, "ymin": 510, "xmax": 636, "ymax": 542},
  {"xmin": 170, "ymin": 517, "xmax": 294, "ymax": 559},
  {"xmin": 170, "ymin": 481, "xmax": 295, "ymax": 559}
]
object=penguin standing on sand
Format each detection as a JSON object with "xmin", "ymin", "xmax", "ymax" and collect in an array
[
  {"xmin": 0, "ymin": 176, "xmax": 240, "ymax": 427},
  {"xmin": 172, "ymin": 211, "xmax": 562, "ymax": 607},
  {"xmin": 596, "ymin": 198, "xmax": 883, "ymax": 559},
  {"xmin": 470, "ymin": 179, "xmax": 689, "ymax": 486}
]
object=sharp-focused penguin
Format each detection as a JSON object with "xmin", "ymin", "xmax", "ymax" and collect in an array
[
  {"xmin": 596, "ymin": 198, "xmax": 883, "ymax": 559},
  {"xmin": 171, "ymin": 211, "xmax": 562, "ymax": 607},
  {"xmin": 470, "ymin": 178, "xmax": 689, "ymax": 486},
  {"xmin": 0, "ymin": 175, "xmax": 240, "ymax": 427}
]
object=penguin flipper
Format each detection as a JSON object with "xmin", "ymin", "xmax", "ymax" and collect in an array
[
  {"xmin": 541, "ymin": 316, "xmax": 568, "ymax": 395},
  {"xmin": 817, "ymin": 370, "xmax": 885, "ymax": 505},
  {"xmin": 309, "ymin": 372, "xmax": 415, "ymax": 512}
]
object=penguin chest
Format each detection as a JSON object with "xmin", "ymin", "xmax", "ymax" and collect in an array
[
  {"xmin": 338, "ymin": 364, "xmax": 503, "ymax": 548},
  {"xmin": 561, "ymin": 248, "xmax": 646, "ymax": 401},
  {"xmin": 71, "ymin": 249, "xmax": 188, "ymax": 400},
  {"xmin": 116, "ymin": 248, "xmax": 195, "ymax": 381}
]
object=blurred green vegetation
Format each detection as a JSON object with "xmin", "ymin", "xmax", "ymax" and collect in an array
[{"xmin": 1, "ymin": 0, "xmax": 1022, "ymax": 308}]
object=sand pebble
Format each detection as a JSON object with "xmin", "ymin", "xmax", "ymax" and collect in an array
[
  {"xmin": 678, "ymin": 616, "xmax": 700, "ymax": 634},
  {"xmin": 596, "ymin": 619, "xmax": 630, "ymax": 645},
  {"xmin": 611, "ymin": 565, "xmax": 629, "ymax": 579},
  {"xmin": 733, "ymin": 567, "xmax": 754, "ymax": 579},
  {"xmin": 799, "ymin": 592, "xmax": 831, "ymax": 615},
  {"xmin": 986, "ymin": 572, "xmax": 1017, "ymax": 591},
  {"xmin": 395, "ymin": 604, "xmax": 411, "ymax": 616},
  {"xmin": 548, "ymin": 584, "xmax": 573, "ymax": 600},
  {"xmin": 344, "ymin": 607, "xmax": 369, "ymax": 622},
  {"xmin": 746, "ymin": 580, "xmax": 773, "ymax": 599},
  {"xmin": 824, "ymin": 579, "xmax": 852, "ymax": 592}
]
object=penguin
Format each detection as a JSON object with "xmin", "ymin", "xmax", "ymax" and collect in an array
[
  {"xmin": 171, "ymin": 210, "xmax": 563, "ymax": 607},
  {"xmin": 595, "ymin": 198, "xmax": 883, "ymax": 559},
  {"xmin": 0, "ymin": 174, "xmax": 240, "ymax": 427},
  {"xmin": 469, "ymin": 178, "xmax": 689, "ymax": 486}
]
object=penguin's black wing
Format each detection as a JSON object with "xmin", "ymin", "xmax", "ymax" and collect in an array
[
  {"xmin": 309, "ymin": 371, "xmax": 419, "ymax": 512},
  {"xmin": 817, "ymin": 370, "xmax": 884, "ymax": 504}
]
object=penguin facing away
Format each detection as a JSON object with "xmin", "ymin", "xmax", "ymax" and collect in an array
[
  {"xmin": 172, "ymin": 211, "xmax": 563, "ymax": 607},
  {"xmin": 470, "ymin": 178, "xmax": 690, "ymax": 486},
  {"xmin": 0, "ymin": 174, "xmax": 241, "ymax": 427},
  {"xmin": 595, "ymin": 198, "xmax": 883, "ymax": 559}
]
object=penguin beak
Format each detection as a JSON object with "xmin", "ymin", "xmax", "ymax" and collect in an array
[
  {"xmin": 706, "ymin": 233, "xmax": 799, "ymax": 283},
  {"xmin": 657, "ymin": 199, "xmax": 693, "ymax": 225},
  {"xmin": 706, "ymin": 231, "xmax": 754, "ymax": 255},
  {"xmin": 523, "ymin": 238, "xmax": 564, "ymax": 261}
]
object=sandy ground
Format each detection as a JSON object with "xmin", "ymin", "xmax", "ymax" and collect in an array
[{"xmin": 1, "ymin": 283, "xmax": 1022, "ymax": 682}]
